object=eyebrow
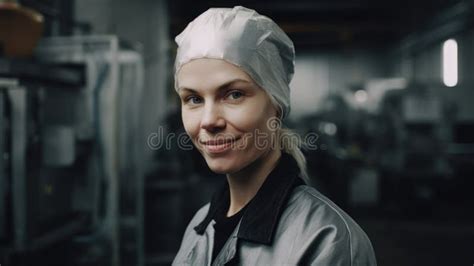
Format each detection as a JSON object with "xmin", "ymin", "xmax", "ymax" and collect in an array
[{"xmin": 178, "ymin": 78, "xmax": 252, "ymax": 94}]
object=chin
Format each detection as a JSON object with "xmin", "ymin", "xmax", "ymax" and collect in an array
[{"xmin": 203, "ymin": 155, "xmax": 243, "ymax": 174}]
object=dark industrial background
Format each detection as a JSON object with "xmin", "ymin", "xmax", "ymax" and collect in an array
[{"xmin": 1, "ymin": 0, "xmax": 474, "ymax": 265}]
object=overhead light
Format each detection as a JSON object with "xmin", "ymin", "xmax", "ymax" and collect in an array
[
  {"xmin": 354, "ymin": 90, "xmax": 368, "ymax": 103},
  {"xmin": 443, "ymin": 39, "xmax": 458, "ymax": 87},
  {"xmin": 319, "ymin": 122, "xmax": 337, "ymax": 136}
]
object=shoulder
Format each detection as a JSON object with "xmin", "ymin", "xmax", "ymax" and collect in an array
[
  {"xmin": 290, "ymin": 186, "xmax": 357, "ymax": 223},
  {"xmin": 177, "ymin": 202, "xmax": 211, "ymax": 243},
  {"xmin": 173, "ymin": 203, "xmax": 211, "ymax": 265},
  {"xmin": 279, "ymin": 185, "xmax": 377, "ymax": 265},
  {"xmin": 287, "ymin": 185, "xmax": 366, "ymax": 233},
  {"xmin": 186, "ymin": 203, "xmax": 210, "ymax": 230},
  {"xmin": 175, "ymin": 203, "xmax": 210, "ymax": 251}
]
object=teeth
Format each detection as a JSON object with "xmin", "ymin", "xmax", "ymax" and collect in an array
[
  {"xmin": 202, "ymin": 139, "xmax": 237, "ymax": 145},
  {"xmin": 208, "ymin": 141, "xmax": 231, "ymax": 145}
]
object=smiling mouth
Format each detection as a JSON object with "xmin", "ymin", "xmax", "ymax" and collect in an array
[
  {"xmin": 200, "ymin": 135, "xmax": 242, "ymax": 145},
  {"xmin": 199, "ymin": 136, "xmax": 241, "ymax": 154}
]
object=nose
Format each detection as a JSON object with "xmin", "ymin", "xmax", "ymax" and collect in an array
[{"xmin": 200, "ymin": 102, "xmax": 225, "ymax": 133}]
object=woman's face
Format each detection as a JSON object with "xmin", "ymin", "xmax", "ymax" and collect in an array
[{"xmin": 177, "ymin": 58, "xmax": 279, "ymax": 174}]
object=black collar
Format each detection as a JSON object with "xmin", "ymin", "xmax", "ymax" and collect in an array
[{"xmin": 194, "ymin": 152, "xmax": 305, "ymax": 245}]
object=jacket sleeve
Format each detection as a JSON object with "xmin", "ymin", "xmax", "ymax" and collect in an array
[{"xmin": 297, "ymin": 223, "xmax": 377, "ymax": 266}]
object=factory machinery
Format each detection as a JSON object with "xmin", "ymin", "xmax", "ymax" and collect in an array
[{"xmin": 0, "ymin": 36, "xmax": 145, "ymax": 266}]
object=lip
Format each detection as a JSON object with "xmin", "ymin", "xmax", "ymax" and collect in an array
[{"xmin": 200, "ymin": 137, "xmax": 241, "ymax": 154}]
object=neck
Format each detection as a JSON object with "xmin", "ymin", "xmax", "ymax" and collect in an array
[{"xmin": 225, "ymin": 149, "xmax": 282, "ymax": 217}]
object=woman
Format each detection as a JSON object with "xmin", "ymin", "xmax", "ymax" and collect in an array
[{"xmin": 172, "ymin": 6, "xmax": 377, "ymax": 266}]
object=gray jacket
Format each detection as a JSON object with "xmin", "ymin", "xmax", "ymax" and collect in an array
[{"xmin": 172, "ymin": 153, "xmax": 377, "ymax": 266}]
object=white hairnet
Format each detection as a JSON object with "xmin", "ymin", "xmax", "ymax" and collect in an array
[{"xmin": 174, "ymin": 6, "xmax": 295, "ymax": 119}]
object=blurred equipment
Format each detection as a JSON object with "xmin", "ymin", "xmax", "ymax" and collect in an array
[
  {"xmin": 0, "ymin": 35, "xmax": 145, "ymax": 266},
  {"xmin": 377, "ymin": 83, "xmax": 454, "ymax": 215},
  {"xmin": 0, "ymin": 0, "xmax": 43, "ymax": 57},
  {"xmin": 0, "ymin": 59, "xmax": 87, "ymax": 265}
]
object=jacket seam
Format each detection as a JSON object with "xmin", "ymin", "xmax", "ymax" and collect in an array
[{"xmin": 299, "ymin": 186, "xmax": 354, "ymax": 266}]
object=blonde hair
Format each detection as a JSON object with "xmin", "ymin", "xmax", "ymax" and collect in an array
[
  {"xmin": 267, "ymin": 93, "xmax": 310, "ymax": 184},
  {"xmin": 279, "ymin": 128, "xmax": 310, "ymax": 184}
]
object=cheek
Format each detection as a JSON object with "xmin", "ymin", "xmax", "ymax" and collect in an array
[
  {"xmin": 226, "ymin": 107, "xmax": 262, "ymax": 132},
  {"xmin": 181, "ymin": 109, "xmax": 200, "ymax": 137},
  {"xmin": 226, "ymin": 99, "xmax": 276, "ymax": 133}
]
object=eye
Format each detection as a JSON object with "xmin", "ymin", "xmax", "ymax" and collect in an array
[
  {"xmin": 184, "ymin": 95, "xmax": 203, "ymax": 105},
  {"xmin": 226, "ymin": 90, "xmax": 244, "ymax": 100}
]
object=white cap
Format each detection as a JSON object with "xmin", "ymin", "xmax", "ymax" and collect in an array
[{"xmin": 174, "ymin": 6, "xmax": 295, "ymax": 119}]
